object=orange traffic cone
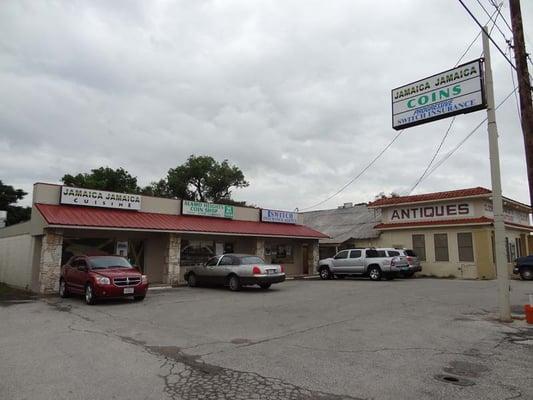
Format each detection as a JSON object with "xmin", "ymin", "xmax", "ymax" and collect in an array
[{"xmin": 525, "ymin": 294, "xmax": 533, "ymax": 325}]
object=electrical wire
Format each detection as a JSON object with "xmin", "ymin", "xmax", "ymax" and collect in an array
[
  {"xmin": 407, "ymin": 117, "xmax": 456, "ymax": 195},
  {"xmin": 488, "ymin": 0, "xmax": 513, "ymax": 33},
  {"xmin": 488, "ymin": 0, "xmax": 533, "ymax": 71},
  {"xmin": 407, "ymin": 5, "xmax": 501, "ymax": 195},
  {"xmin": 298, "ymin": 128, "xmax": 405, "ymax": 211},
  {"xmin": 475, "ymin": 0, "xmax": 509, "ymax": 42},
  {"xmin": 420, "ymin": 87, "xmax": 519, "ymax": 182},
  {"xmin": 458, "ymin": 0, "xmax": 518, "ymax": 72},
  {"xmin": 297, "ymin": 2, "xmax": 523, "ymax": 212}
]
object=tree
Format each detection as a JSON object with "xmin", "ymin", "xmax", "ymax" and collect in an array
[
  {"xmin": 164, "ymin": 155, "xmax": 249, "ymax": 203},
  {"xmin": 0, "ymin": 180, "xmax": 32, "ymax": 226},
  {"xmin": 62, "ymin": 167, "xmax": 140, "ymax": 193}
]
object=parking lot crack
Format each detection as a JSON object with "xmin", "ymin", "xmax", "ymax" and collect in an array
[{"xmin": 117, "ymin": 335, "xmax": 366, "ymax": 400}]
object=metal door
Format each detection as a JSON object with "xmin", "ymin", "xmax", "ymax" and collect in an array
[
  {"xmin": 331, "ymin": 250, "xmax": 350, "ymax": 273},
  {"xmin": 348, "ymin": 249, "xmax": 364, "ymax": 273}
]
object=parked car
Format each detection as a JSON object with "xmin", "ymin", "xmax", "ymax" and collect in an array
[
  {"xmin": 377, "ymin": 248, "xmax": 422, "ymax": 278},
  {"xmin": 513, "ymin": 255, "xmax": 533, "ymax": 280},
  {"xmin": 184, "ymin": 254, "xmax": 285, "ymax": 291},
  {"xmin": 59, "ymin": 255, "xmax": 149, "ymax": 304},
  {"xmin": 317, "ymin": 248, "xmax": 410, "ymax": 281}
]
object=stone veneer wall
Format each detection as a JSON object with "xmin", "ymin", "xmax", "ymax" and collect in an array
[
  {"xmin": 166, "ymin": 233, "xmax": 181, "ymax": 286},
  {"xmin": 255, "ymin": 239, "xmax": 265, "ymax": 259},
  {"xmin": 38, "ymin": 229, "xmax": 63, "ymax": 294},
  {"xmin": 309, "ymin": 242, "xmax": 319, "ymax": 275}
]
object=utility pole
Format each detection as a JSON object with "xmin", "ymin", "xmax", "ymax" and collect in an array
[
  {"xmin": 509, "ymin": 0, "xmax": 533, "ymax": 209},
  {"xmin": 483, "ymin": 26, "xmax": 512, "ymax": 322}
]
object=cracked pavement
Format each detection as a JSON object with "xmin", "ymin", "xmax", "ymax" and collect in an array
[{"xmin": 1, "ymin": 278, "xmax": 532, "ymax": 399}]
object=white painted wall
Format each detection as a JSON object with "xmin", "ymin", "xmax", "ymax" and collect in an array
[{"xmin": 0, "ymin": 234, "xmax": 33, "ymax": 289}]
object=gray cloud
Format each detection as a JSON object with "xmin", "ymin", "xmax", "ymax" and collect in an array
[{"xmin": 0, "ymin": 0, "xmax": 531, "ymax": 209}]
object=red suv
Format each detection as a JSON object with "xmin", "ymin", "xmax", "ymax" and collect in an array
[{"xmin": 59, "ymin": 255, "xmax": 148, "ymax": 304}]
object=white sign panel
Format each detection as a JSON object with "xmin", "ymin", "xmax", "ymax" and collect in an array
[
  {"xmin": 182, "ymin": 200, "xmax": 235, "ymax": 219},
  {"xmin": 60, "ymin": 187, "xmax": 141, "ymax": 210},
  {"xmin": 483, "ymin": 203, "xmax": 530, "ymax": 225},
  {"xmin": 261, "ymin": 209, "xmax": 298, "ymax": 224},
  {"xmin": 387, "ymin": 202, "xmax": 473, "ymax": 223},
  {"xmin": 392, "ymin": 59, "xmax": 486, "ymax": 130}
]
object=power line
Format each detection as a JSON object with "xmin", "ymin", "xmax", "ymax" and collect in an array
[
  {"xmin": 458, "ymin": 0, "xmax": 518, "ymax": 72},
  {"xmin": 475, "ymin": 0, "xmax": 509, "ymax": 42},
  {"xmin": 488, "ymin": 0, "xmax": 513, "ymax": 33},
  {"xmin": 420, "ymin": 87, "xmax": 519, "ymax": 182},
  {"xmin": 298, "ymin": 128, "xmax": 405, "ymax": 211},
  {"xmin": 487, "ymin": 0, "xmax": 533, "ymax": 71},
  {"xmin": 407, "ymin": 5, "xmax": 501, "ymax": 195},
  {"xmin": 407, "ymin": 117, "xmax": 456, "ymax": 195}
]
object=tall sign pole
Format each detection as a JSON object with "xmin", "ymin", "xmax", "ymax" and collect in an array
[
  {"xmin": 483, "ymin": 26, "xmax": 511, "ymax": 322},
  {"xmin": 509, "ymin": 0, "xmax": 533, "ymax": 208}
]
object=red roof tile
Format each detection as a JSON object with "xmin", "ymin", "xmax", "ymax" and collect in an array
[
  {"xmin": 35, "ymin": 204, "xmax": 328, "ymax": 239},
  {"xmin": 368, "ymin": 187, "xmax": 492, "ymax": 207},
  {"xmin": 374, "ymin": 216, "xmax": 533, "ymax": 231}
]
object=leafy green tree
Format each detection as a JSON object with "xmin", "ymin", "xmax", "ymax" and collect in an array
[
  {"xmin": 140, "ymin": 179, "xmax": 169, "ymax": 197},
  {"xmin": 164, "ymin": 155, "xmax": 249, "ymax": 203},
  {"xmin": 62, "ymin": 167, "xmax": 140, "ymax": 193},
  {"xmin": 0, "ymin": 180, "xmax": 32, "ymax": 226}
]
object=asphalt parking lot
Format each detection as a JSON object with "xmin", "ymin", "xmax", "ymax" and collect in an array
[{"xmin": 1, "ymin": 278, "xmax": 532, "ymax": 400}]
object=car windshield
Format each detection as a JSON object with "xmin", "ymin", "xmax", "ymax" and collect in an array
[
  {"xmin": 89, "ymin": 256, "xmax": 133, "ymax": 269},
  {"xmin": 405, "ymin": 250, "xmax": 417, "ymax": 257},
  {"xmin": 238, "ymin": 256, "xmax": 265, "ymax": 265}
]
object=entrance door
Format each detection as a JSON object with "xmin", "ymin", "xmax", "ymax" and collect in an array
[{"xmin": 302, "ymin": 245, "xmax": 309, "ymax": 275}]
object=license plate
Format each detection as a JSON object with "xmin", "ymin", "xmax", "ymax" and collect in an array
[
  {"xmin": 401, "ymin": 267, "xmax": 410, "ymax": 271},
  {"xmin": 266, "ymin": 269, "xmax": 276, "ymax": 275},
  {"xmin": 124, "ymin": 287, "xmax": 134, "ymax": 294}
]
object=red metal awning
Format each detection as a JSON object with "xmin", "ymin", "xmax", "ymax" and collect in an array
[{"xmin": 35, "ymin": 204, "xmax": 328, "ymax": 239}]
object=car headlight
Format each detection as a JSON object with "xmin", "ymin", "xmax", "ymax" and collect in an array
[
  {"xmin": 95, "ymin": 276, "xmax": 111, "ymax": 285},
  {"xmin": 141, "ymin": 275, "xmax": 148, "ymax": 284}
]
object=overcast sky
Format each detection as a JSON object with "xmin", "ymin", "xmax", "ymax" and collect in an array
[{"xmin": 1, "ymin": 0, "xmax": 532, "ymax": 210}]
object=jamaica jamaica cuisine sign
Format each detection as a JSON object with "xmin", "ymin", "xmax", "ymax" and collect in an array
[
  {"xmin": 392, "ymin": 59, "xmax": 486, "ymax": 130},
  {"xmin": 60, "ymin": 187, "xmax": 142, "ymax": 210}
]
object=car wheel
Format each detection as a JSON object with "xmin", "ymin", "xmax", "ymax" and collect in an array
[
  {"xmin": 59, "ymin": 279, "xmax": 69, "ymax": 298},
  {"xmin": 228, "ymin": 275, "xmax": 241, "ymax": 291},
  {"xmin": 187, "ymin": 273, "xmax": 198, "ymax": 287},
  {"xmin": 368, "ymin": 266, "xmax": 382, "ymax": 281},
  {"xmin": 259, "ymin": 283, "xmax": 271, "ymax": 290},
  {"xmin": 319, "ymin": 267, "xmax": 332, "ymax": 280},
  {"xmin": 520, "ymin": 268, "xmax": 533, "ymax": 280},
  {"xmin": 85, "ymin": 283, "xmax": 96, "ymax": 305},
  {"xmin": 134, "ymin": 295, "xmax": 145, "ymax": 301}
]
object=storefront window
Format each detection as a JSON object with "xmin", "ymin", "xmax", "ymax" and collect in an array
[
  {"xmin": 434, "ymin": 234, "xmax": 449, "ymax": 262},
  {"xmin": 457, "ymin": 232, "xmax": 474, "ymax": 262},
  {"xmin": 61, "ymin": 238, "xmax": 114, "ymax": 265},
  {"xmin": 181, "ymin": 240, "xmax": 215, "ymax": 266},
  {"xmin": 266, "ymin": 244, "xmax": 294, "ymax": 264},
  {"xmin": 412, "ymin": 234, "xmax": 426, "ymax": 261}
]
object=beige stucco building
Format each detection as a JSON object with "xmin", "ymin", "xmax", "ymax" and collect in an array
[
  {"xmin": 0, "ymin": 183, "xmax": 326, "ymax": 293},
  {"xmin": 303, "ymin": 187, "xmax": 532, "ymax": 279}
]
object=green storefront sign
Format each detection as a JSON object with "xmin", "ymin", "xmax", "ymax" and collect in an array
[{"xmin": 182, "ymin": 200, "xmax": 235, "ymax": 219}]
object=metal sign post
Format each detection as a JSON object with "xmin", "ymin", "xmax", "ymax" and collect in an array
[{"xmin": 482, "ymin": 26, "xmax": 511, "ymax": 322}]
